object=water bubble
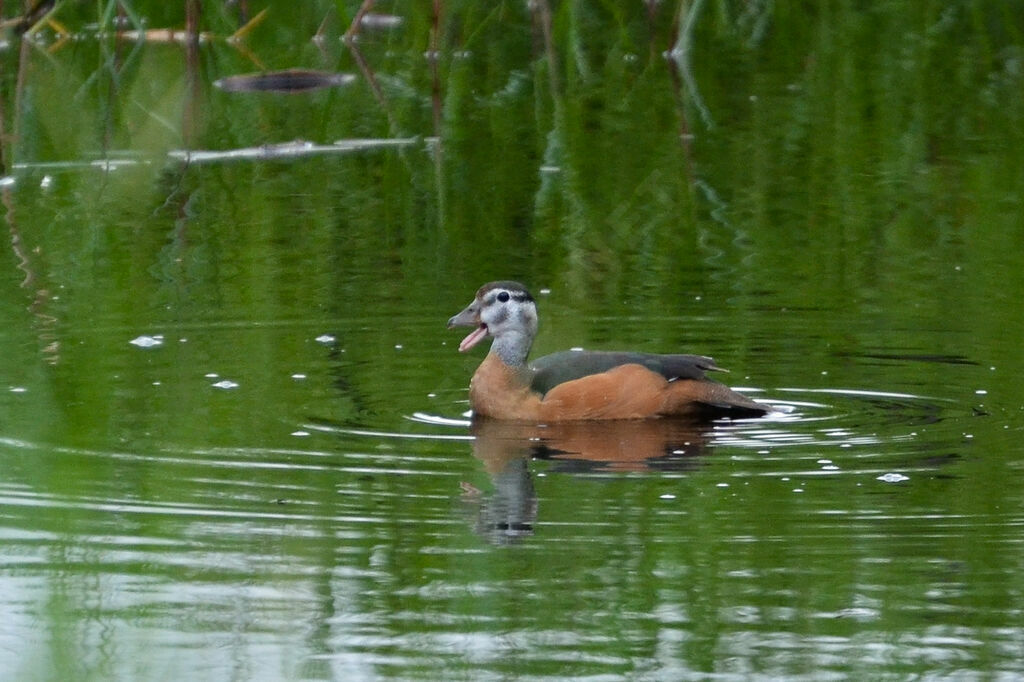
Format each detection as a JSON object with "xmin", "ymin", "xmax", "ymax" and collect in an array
[
  {"xmin": 212, "ymin": 380, "xmax": 239, "ymax": 389},
  {"xmin": 129, "ymin": 335, "xmax": 164, "ymax": 348},
  {"xmin": 360, "ymin": 13, "xmax": 403, "ymax": 29},
  {"xmin": 876, "ymin": 472, "xmax": 909, "ymax": 483}
]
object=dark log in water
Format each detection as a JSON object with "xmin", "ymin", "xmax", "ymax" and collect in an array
[{"xmin": 214, "ymin": 69, "xmax": 356, "ymax": 94}]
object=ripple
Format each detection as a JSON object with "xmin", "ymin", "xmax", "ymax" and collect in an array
[
  {"xmin": 313, "ymin": 385, "xmax": 981, "ymax": 478},
  {"xmin": 304, "ymin": 421, "xmax": 472, "ymax": 442},
  {"xmin": 406, "ymin": 411, "xmax": 473, "ymax": 428},
  {"xmin": 713, "ymin": 387, "xmax": 963, "ymax": 454}
]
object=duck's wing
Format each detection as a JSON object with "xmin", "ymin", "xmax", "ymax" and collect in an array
[{"xmin": 529, "ymin": 350, "xmax": 723, "ymax": 397}]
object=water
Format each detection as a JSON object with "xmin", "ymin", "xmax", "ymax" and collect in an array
[
  {"xmin": 3, "ymin": 299, "xmax": 1020, "ymax": 679},
  {"xmin": 3, "ymin": 2, "xmax": 1024, "ymax": 679}
]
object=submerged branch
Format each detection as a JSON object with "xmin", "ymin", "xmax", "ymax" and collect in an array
[{"xmin": 666, "ymin": 0, "xmax": 714, "ymax": 130}]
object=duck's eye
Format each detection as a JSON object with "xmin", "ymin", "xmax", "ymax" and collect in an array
[{"xmin": 496, "ymin": 291, "xmax": 510, "ymax": 303}]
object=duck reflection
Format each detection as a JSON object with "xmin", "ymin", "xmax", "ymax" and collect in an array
[{"xmin": 463, "ymin": 418, "xmax": 714, "ymax": 543}]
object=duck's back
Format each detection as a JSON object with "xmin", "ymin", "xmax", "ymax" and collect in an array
[
  {"xmin": 529, "ymin": 350, "xmax": 766, "ymax": 420},
  {"xmin": 529, "ymin": 351, "xmax": 719, "ymax": 393}
]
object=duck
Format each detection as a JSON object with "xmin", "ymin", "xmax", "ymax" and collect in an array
[{"xmin": 447, "ymin": 281, "xmax": 768, "ymax": 421}]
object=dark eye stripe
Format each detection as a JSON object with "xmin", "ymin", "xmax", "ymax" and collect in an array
[
  {"xmin": 482, "ymin": 285, "xmax": 535, "ymax": 306},
  {"xmin": 488, "ymin": 290, "xmax": 533, "ymax": 304}
]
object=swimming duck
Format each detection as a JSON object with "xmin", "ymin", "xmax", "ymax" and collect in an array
[{"xmin": 448, "ymin": 281, "xmax": 767, "ymax": 421}]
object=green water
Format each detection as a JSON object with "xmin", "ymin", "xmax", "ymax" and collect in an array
[{"xmin": 2, "ymin": 2, "xmax": 1024, "ymax": 679}]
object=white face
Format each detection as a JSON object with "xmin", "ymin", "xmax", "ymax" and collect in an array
[
  {"xmin": 450, "ymin": 284, "xmax": 538, "ymax": 353},
  {"xmin": 478, "ymin": 287, "xmax": 538, "ymax": 341}
]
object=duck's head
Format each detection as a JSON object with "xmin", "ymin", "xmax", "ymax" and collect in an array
[{"xmin": 448, "ymin": 281, "xmax": 538, "ymax": 361}]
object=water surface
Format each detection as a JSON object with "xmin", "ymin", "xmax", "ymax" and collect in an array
[{"xmin": 2, "ymin": 2, "xmax": 1024, "ymax": 679}]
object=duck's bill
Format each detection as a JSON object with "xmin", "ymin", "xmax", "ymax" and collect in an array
[{"xmin": 458, "ymin": 324, "xmax": 488, "ymax": 352}]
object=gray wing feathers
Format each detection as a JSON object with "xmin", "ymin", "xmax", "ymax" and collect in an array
[{"xmin": 529, "ymin": 350, "xmax": 723, "ymax": 396}]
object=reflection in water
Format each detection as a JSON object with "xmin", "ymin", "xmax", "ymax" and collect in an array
[
  {"xmin": 465, "ymin": 418, "xmax": 721, "ymax": 543},
  {"xmin": 461, "ymin": 453, "xmax": 536, "ymax": 545},
  {"xmin": 471, "ymin": 418, "xmax": 716, "ymax": 473},
  {"xmin": 1, "ymin": 39, "xmax": 61, "ymax": 367}
]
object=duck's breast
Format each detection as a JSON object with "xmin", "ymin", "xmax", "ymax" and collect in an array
[{"xmin": 468, "ymin": 353, "xmax": 542, "ymax": 420}]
